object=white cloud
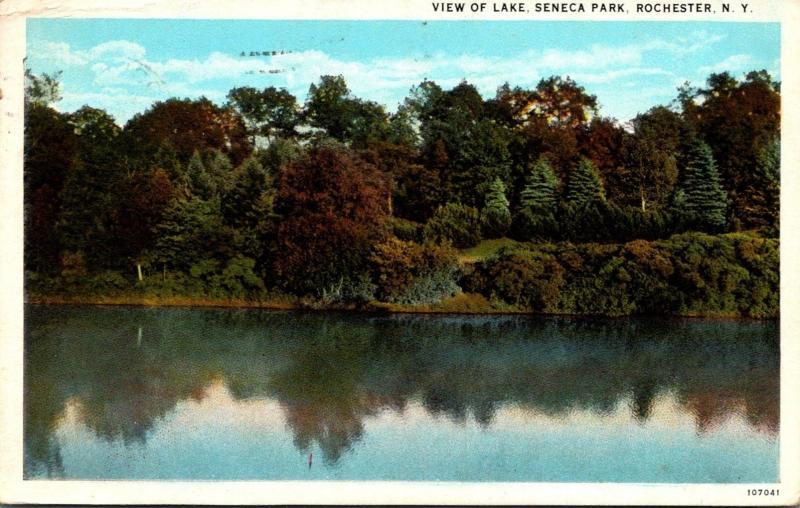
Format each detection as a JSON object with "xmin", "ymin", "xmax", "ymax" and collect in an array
[
  {"xmin": 32, "ymin": 39, "xmax": 148, "ymax": 67},
  {"xmin": 538, "ymin": 45, "xmax": 642, "ymax": 69},
  {"xmin": 31, "ymin": 41, "xmax": 90, "ymax": 66},
  {"xmin": 641, "ymin": 30, "xmax": 726, "ymax": 56},
  {"xmin": 30, "ymin": 29, "xmax": 730, "ymax": 123},
  {"xmin": 698, "ymin": 54, "xmax": 754, "ymax": 75},
  {"xmin": 89, "ymin": 40, "xmax": 147, "ymax": 61},
  {"xmin": 149, "ymin": 52, "xmax": 265, "ymax": 83}
]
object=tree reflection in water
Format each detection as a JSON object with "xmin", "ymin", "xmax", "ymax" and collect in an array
[{"xmin": 24, "ymin": 306, "xmax": 779, "ymax": 476}]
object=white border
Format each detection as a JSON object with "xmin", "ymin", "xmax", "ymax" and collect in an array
[{"xmin": 1, "ymin": 0, "xmax": 798, "ymax": 504}]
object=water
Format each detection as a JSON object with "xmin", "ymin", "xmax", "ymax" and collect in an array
[{"xmin": 24, "ymin": 305, "xmax": 779, "ymax": 482}]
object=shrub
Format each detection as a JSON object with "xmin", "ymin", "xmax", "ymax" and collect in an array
[
  {"xmin": 369, "ymin": 238, "xmax": 459, "ymax": 304},
  {"xmin": 422, "ymin": 202, "xmax": 481, "ymax": 248},
  {"xmin": 216, "ymin": 256, "xmax": 266, "ymax": 299},
  {"xmin": 510, "ymin": 208, "xmax": 558, "ymax": 241},
  {"xmin": 466, "ymin": 232, "xmax": 778, "ymax": 318},
  {"xmin": 319, "ymin": 274, "xmax": 377, "ymax": 304},
  {"xmin": 464, "ymin": 243, "xmax": 566, "ymax": 312},
  {"xmin": 388, "ymin": 217, "xmax": 423, "ymax": 242}
]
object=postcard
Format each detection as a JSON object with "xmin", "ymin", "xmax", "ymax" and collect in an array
[{"xmin": 0, "ymin": 0, "xmax": 798, "ymax": 505}]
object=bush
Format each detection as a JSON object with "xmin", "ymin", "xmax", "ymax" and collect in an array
[
  {"xmin": 510, "ymin": 209, "xmax": 558, "ymax": 241},
  {"xmin": 216, "ymin": 256, "xmax": 266, "ymax": 299},
  {"xmin": 422, "ymin": 203, "xmax": 481, "ymax": 248},
  {"xmin": 319, "ymin": 274, "xmax": 377, "ymax": 304},
  {"xmin": 369, "ymin": 238, "xmax": 460, "ymax": 305},
  {"xmin": 478, "ymin": 245, "xmax": 566, "ymax": 312},
  {"xmin": 388, "ymin": 217, "xmax": 423, "ymax": 242},
  {"xmin": 393, "ymin": 263, "xmax": 460, "ymax": 305},
  {"xmin": 466, "ymin": 231, "xmax": 778, "ymax": 318}
]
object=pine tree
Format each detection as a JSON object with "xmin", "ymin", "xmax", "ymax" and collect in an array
[
  {"xmin": 187, "ymin": 150, "xmax": 215, "ymax": 199},
  {"xmin": 566, "ymin": 157, "xmax": 605, "ymax": 208},
  {"xmin": 205, "ymin": 149, "xmax": 235, "ymax": 194},
  {"xmin": 151, "ymin": 195, "xmax": 223, "ymax": 271},
  {"xmin": 481, "ymin": 177, "xmax": 511, "ymax": 237},
  {"xmin": 752, "ymin": 136, "xmax": 780, "ymax": 232},
  {"xmin": 222, "ymin": 157, "xmax": 276, "ymax": 258},
  {"xmin": 520, "ymin": 157, "xmax": 557, "ymax": 212},
  {"xmin": 681, "ymin": 141, "xmax": 728, "ymax": 231},
  {"xmin": 223, "ymin": 157, "xmax": 271, "ymax": 229}
]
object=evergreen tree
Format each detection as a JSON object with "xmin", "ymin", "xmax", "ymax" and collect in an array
[
  {"xmin": 481, "ymin": 177, "xmax": 511, "ymax": 237},
  {"xmin": 151, "ymin": 195, "xmax": 224, "ymax": 271},
  {"xmin": 681, "ymin": 141, "xmax": 728, "ymax": 231},
  {"xmin": 520, "ymin": 157, "xmax": 558, "ymax": 212},
  {"xmin": 512, "ymin": 157, "xmax": 559, "ymax": 241},
  {"xmin": 153, "ymin": 141, "xmax": 184, "ymax": 183},
  {"xmin": 204, "ymin": 149, "xmax": 235, "ymax": 194},
  {"xmin": 222, "ymin": 158, "xmax": 275, "ymax": 259},
  {"xmin": 751, "ymin": 136, "xmax": 780, "ymax": 232},
  {"xmin": 55, "ymin": 107, "xmax": 124, "ymax": 268},
  {"xmin": 223, "ymin": 158, "xmax": 271, "ymax": 227},
  {"xmin": 187, "ymin": 150, "xmax": 215, "ymax": 199},
  {"xmin": 566, "ymin": 157, "xmax": 605, "ymax": 208}
]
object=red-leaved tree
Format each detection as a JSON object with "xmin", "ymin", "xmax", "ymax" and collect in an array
[{"xmin": 274, "ymin": 145, "xmax": 390, "ymax": 295}]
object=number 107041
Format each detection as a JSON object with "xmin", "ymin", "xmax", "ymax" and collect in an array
[{"xmin": 747, "ymin": 488, "xmax": 779, "ymax": 496}]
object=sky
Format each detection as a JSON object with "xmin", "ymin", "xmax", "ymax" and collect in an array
[{"xmin": 26, "ymin": 19, "xmax": 780, "ymax": 125}]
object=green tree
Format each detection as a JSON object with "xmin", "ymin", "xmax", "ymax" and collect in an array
[
  {"xmin": 203, "ymin": 149, "xmax": 235, "ymax": 195},
  {"xmin": 520, "ymin": 157, "xmax": 558, "ymax": 212},
  {"xmin": 681, "ymin": 141, "xmax": 728, "ymax": 231},
  {"xmin": 422, "ymin": 202, "xmax": 481, "ymax": 248},
  {"xmin": 681, "ymin": 71, "xmax": 780, "ymax": 226},
  {"xmin": 305, "ymin": 75, "xmax": 354, "ymax": 141},
  {"xmin": 749, "ymin": 136, "xmax": 780, "ymax": 232},
  {"xmin": 257, "ymin": 137, "xmax": 301, "ymax": 178},
  {"xmin": 387, "ymin": 105, "xmax": 419, "ymax": 147},
  {"xmin": 305, "ymin": 75, "xmax": 391, "ymax": 148},
  {"xmin": 566, "ymin": 158, "xmax": 605, "ymax": 208},
  {"xmin": 55, "ymin": 107, "xmax": 124, "ymax": 268},
  {"xmin": 24, "ymin": 68, "xmax": 62, "ymax": 107},
  {"xmin": 151, "ymin": 195, "xmax": 224, "ymax": 272},
  {"xmin": 625, "ymin": 106, "xmax": 688, "ymax": 212},
  {"xmin": 512, "ymin": 157, "xmax": 559, "ymax": 240},
  {"xmin": 153, "ymin": 142, "xmax": 184, "ymax": 182},
  {"xmin": 226, "ymin": 86, "xmax": 299, "ymax": 144},
  {"xmin": 407, "ymin": 80, "xmax": 512, "ymax": 207},
  {"xmin": 24, "ymin": 102, "xmax": 76, "ymax": 272},
  {"xmin": 222, "ymin": 157, "xmax": 276, "ymax": 261},
  {"xmin": 186, "ymin": 151, "xmax": 215, "ymax": 199},
  {"xmin": 481, "ymin": 177, "xmax": 511, "ymax": 237}
]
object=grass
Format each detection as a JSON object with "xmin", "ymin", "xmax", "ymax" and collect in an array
[
  {"xmin": 26, "ymin": 292, "xmax": 297, "ymax": 310},
  {"xmin": 459, "ymin": 237, "xmax": 518, "ymax": 263},
  {"xmin": 367, "ymin": 293, "xmax": 523, "ymax": 314}
]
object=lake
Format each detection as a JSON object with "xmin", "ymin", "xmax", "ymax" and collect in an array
[{"xmin": 24, "ymin": 305, "xmax": 779, "ymax": 482}]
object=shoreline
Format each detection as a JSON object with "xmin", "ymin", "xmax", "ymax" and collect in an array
[{"xmin": 25, "ymin": 293, "xmax": 776, "ymax": 321}]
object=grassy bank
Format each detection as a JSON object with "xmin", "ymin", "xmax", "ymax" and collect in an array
[
  {"xmin": 25, "ymin": 290, "xmax": 764, "ymax": 319},
  {"xmin": 26, "ymin": 232, "xmax": 778, "ymax": 319}
]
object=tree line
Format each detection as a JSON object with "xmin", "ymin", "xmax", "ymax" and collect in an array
[{"xmin": 24, "ymin": 69, "xmax": 780, "ymax": 306}]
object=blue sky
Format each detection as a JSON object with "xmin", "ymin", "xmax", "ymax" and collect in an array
[{"xmin": 26, "ymin": 19, "xmax": 780, "ymax": 125}]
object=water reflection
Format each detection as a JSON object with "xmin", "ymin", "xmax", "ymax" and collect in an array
[{"xmin": 24, "ymin": 306, "xmax": 778, "ymax": 481}]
